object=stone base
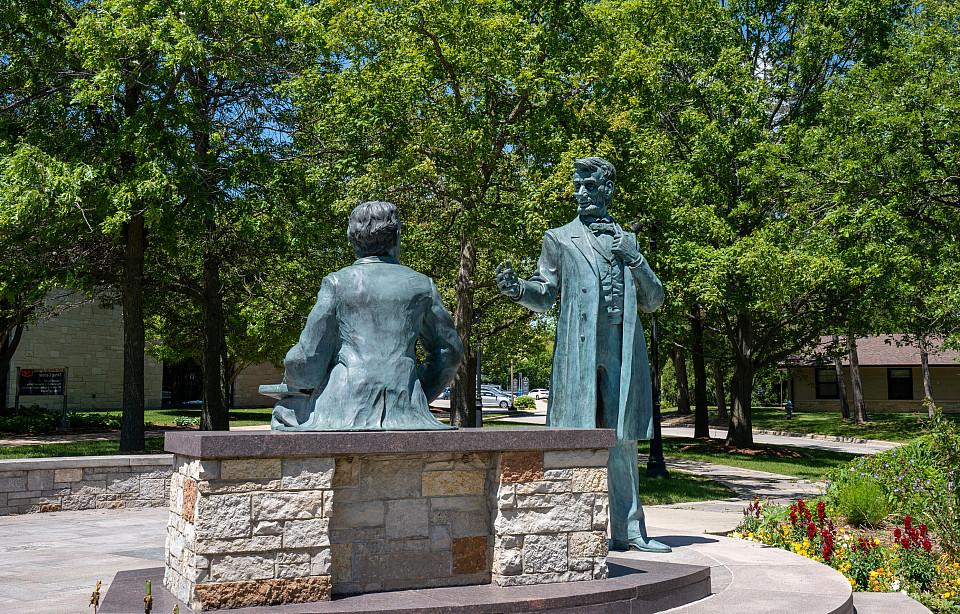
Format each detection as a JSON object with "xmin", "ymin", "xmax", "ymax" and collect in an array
[
  {"xmin": 163, "ymin": 428, "xmax": 616, "ymax": 610},
  {"xmin": 102, "ymin": 557, "xmax": 711, "ymax": 613}
]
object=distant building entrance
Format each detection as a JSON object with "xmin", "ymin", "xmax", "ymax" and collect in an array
[{"xmin": 162, "ymin": 359, "xmax": 203, "ymax": 408}]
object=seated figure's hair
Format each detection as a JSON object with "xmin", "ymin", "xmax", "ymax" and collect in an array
[
  {"xmin": 348, "ymin": 200, "xmax": 400, "ymax": 257},
  {"xmin": 574, "ymin": 156, "xmax": 616, "ymax": 183}
]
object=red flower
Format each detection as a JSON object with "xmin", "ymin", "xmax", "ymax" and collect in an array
[
  {"xmin": 922, "ymin": 539, "xmax": 932, "ymax": 552},
  {"xmin": 894, "ymin": 528, "xmax": 902, "ymax": 539},
  {"xmin": 903, "ymin": 515, "xmax": 912, "ymax": 530},
  {"xmin": 816, "ymin": 500, "xmax": 826, "ymax": 524}
]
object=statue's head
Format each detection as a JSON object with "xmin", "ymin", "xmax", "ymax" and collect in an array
[
  {"xmin": 573, "ymin": 156, "xmax": 616, "ymax": 218},
  {"xmin": 348, "ymin": 200, "xmax": 401, "ymax": 259}
]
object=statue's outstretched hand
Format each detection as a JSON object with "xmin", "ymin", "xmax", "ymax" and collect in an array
[
  {"xmin": 496, "ymin": 260, "xmax": 522, "ymax": 299},
  {"xmin": 612, "ymin": 228, "xmax": 642, "ymax": 265}
]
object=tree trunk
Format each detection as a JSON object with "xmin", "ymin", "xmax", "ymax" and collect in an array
[
  {"xmin": 920, "ymin": 337, "xmax": 935, "ymax": 417},
  {"xmin": 0, "ymin": 324, "xmax": 25, "ymax": 412},
  {"xmin": 201, "ymin": 246, "xmax": 230, "ymax": 431},
  {"xmin": 848, "ymin": 334, "xmax": 867, "ymax": 423},
  {"xmin": 726, "ymin": 314, "xmax": 754, "ymax": 447},
  {"xmin": 450, "ymin": 234, "xmax": 478, "ymax": 427},
  {"xmin": 119, "ymin": 213, "xmax": 146, "ymax": 452},
  {"xmin": 672, "ymin": 347, "xmax": 691, "ymax": 416},
  {"xmin": 118, "ymin": 73, "xmax": 146, "ymax": 452},
  {"xmin": 832, "ymin": 335, "xmax": 850, "ymax": 419},
  {"xmin": 713, "ymin": 361, "xmax": 728, "ymax": 420},
  {"xmin": 690, "ymin": 305, "xmax": 709, "ymax": 438}
]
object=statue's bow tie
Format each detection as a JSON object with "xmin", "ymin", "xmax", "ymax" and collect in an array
[{"xmin": 588, "ymin": 221, "xmax": 617, "ymax": 235}]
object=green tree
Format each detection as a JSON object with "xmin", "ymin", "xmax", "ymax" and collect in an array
[{"xmin": 295, "ymin": 0, "xmax": 590, "ymax": 426}]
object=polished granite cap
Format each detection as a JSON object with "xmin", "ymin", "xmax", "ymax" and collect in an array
[{"xmin": 165, "ymin": 427, "xmax": 616, "ymax": 458}]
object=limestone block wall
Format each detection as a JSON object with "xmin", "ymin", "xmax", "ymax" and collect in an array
[
  {"xmin": 232, "ymin": 362, "xmax": 282, "ymax": 408},
  {"xmin": 0, "ymin": 455, "xmax": 172, "ymax": 516},
  {"xmin": 7, "ymin": 289, "xmax": 164, "ymax": 411},
  {"xmin": 164, "ymin": 445, "xmax": 610, "ymax": 611},
  {"xmin": 492, "ymin": 449, "xmax": 609, "ymax": 586}
]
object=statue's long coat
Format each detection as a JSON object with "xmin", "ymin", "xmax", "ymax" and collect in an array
[{"xmin": 515, "ymin": 219, "xmax": 664, "ymax": 441}]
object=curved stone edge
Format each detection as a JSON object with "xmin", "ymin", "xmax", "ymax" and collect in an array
[
  {"xmin": 164, "ymin": 428, "xmax": 617, "ymax": 459},
  {"xmin": 102, "ymin": 559, "xmax": 710, "ymax": 613},
  {"xmin": 628, "ymin": 534, "xmax": 855, "ymax": 614}
]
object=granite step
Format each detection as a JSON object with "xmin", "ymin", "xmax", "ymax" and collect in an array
[
  {"xmin": 101, "ymin": 558, "xmax": 712, "ymax": 613},
  {"xmin": 621, "ymin": 532, "xmax": 854, "ymax": 614},
  {"xmin": 853, "ymin": 592, "xmax": 932, "ymax": 613}
]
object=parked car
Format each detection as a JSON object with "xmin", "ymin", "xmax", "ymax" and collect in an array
[
  {"xmin": 530, "ymin": 389, "xmax": 550, "ymax": 400},
  {"xmin": 480, "ymin": 389, "xmax": 513, "ymax": 409}
]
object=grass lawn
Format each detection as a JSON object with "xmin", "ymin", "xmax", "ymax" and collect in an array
[
  {"xmin": 639, "ymin": 472, "xmax": 736, "ymax": 505},
  {"xmin": 641, "ymin": 436, "xmax": 856, "ymax": 481},
  {"xmin": 750, "ymin": 406, "xmax": 959, "ymax": 443},
  {"xmin": 664, "ymin": 405, "xmax": 960, "ymax": 443},
  {"xmin": 0, "ymin": 437, "xmax": 166, "ymax": 459}
]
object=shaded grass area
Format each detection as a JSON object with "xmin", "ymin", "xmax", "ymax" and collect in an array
[
  {"xmin": 0, "ymin": 437, "xmax": 165, "ymax": 459},
  {"xmin": 141, "ymin": 407, "xmax": 273, "ymax": 427},
  {"xmin": 639, "ymin": 472, "xmax": 736, "ymax": 505},
  {"xmin": 641, "ymin": 437, "xmax": 856, "ymax": 481}
]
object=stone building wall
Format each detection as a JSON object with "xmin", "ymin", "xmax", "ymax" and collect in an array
[
  {"xmin": 6, "ymin": 289, "xmax": 164, "ymax": 411},
  {"xmin": 232, "ymin": 362, "xmax": 282, "ymax": 408},
  {"xmin": 0, "ymin": 455, "xmax": 172, "ymax": 515}
]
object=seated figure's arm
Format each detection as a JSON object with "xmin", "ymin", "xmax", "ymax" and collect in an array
[
  {"xmin": 418, "ymin": 281, "xmax": 464, "ymax": 401},
  {"xmin": 283, "ymin": 276, "xmax": 339, "ymax": 393},
  {"xmin": 513, "ymin": 231, "xmax": 562, "ymax": 313}
]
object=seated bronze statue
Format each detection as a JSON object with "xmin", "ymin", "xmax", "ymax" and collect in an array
[{"xmin": 262, "ymin": 201, "xmax": 463, "ymax": 430}]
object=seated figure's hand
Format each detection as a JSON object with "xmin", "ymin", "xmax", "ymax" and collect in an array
[
  {"xmin": 495, "ymin": 260, "xmax": 522, "ymax": 299},
  {"xmin": 612, "ymin": 230, "xmax": 642, "ymax": 265}
]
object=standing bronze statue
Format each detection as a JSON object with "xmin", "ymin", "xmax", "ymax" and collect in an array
[
  {"xmin": 496, "ymin": 157, "xmax": 670, "ymax": 552},
  {"xmin": 263, "ymin": 201, "xmax": 463, "ymax": 431}
]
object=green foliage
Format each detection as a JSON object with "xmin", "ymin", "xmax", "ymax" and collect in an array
[
  {"xmin": 0, "ymin": 407, "xmax": 123, "ymax": 434},
  {"xmin": 513, "ymin": 396, "xmax": 535, "ymax": 410},
  {"xmin": 66, "ymin": 411, "xmax": 122, "ymax": 431},
  {"xmin": 834, "ymin": 477, "xmax": 889, "ymax": 527},
  {"xmin": 0, "ymin": 406, "xmax": 58, "ymax": 434},
  {"xmin": 826, "ymin": 420, "xmax": 956, "ymax": 518},
  {"xmin": 925, "ymin": 408, "xmax": 960, "ymax": 558}
]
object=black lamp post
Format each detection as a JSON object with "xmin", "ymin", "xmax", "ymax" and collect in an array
[{"xmin": 639, "ymin": 220, "xmax": 669, "ymax": 478}]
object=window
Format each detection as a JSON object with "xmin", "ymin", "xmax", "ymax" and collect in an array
[
  {"xmin": 815, "ymin": 368, "xmax": 839, "ymax": 399},
  {"xmin": 887, "ymin": 368, "xmax": 914, "ymax": 400}
]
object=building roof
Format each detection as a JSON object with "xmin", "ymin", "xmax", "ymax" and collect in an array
[{"xmin": 784, "ymin": 334, "xmax": 960, "ymax": 368}]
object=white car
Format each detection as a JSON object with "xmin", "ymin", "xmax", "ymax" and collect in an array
[{"xmin": 530, "ymin": 389, "xmax": 550, "ymax": 400}]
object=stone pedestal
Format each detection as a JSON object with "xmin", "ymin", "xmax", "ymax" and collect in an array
[{"xmin": 163, "ymin": 428, "xmax": 614, "ymax": 611}]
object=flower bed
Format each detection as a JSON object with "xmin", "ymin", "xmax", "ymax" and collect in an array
[
  {"xmin": 734, "ymin": 499, "xmax": 959, "ymax": 612},
  {"xmin": 733, "ymin": 408, "xmax": 960, "ymax": 612}
]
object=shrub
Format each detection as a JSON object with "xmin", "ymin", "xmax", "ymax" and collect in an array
[
  {"xmin": 514, "ymin": 395, "xmax": 536, "ymax": 410},
  {"xmin": 835, "ymin": 477, "xmax": 889, "ymax": 527},
  {"xmin": 67, "ymin": 411, "xmax": 122, "ymax": 431},
  {"xmin": 925, "ymin": 406, "xmax": 960, "ymax": 558},
  {"xmin": 0, "ymin": 405, "xmax": 58, "ymax": 433},
  {"xmin": 825, "ymin": 434, "xmax": 947, "ymax": 517}
]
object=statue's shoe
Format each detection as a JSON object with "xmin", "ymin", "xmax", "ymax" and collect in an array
[{"xmin": 609, "ymin": 537, "xmax": 673, "ymax": 553}]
